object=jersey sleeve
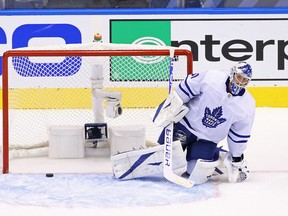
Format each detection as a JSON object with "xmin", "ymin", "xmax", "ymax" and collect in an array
[
  {"xmin": 227, "ymin": 101, "xmax": 256, "ymax": 157},
  {"xmin": 175, "ymin": 72, "xmax": 205, "ymax": 103}
]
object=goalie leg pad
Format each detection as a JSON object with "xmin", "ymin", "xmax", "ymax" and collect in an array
[
  {"xmin": 111, "ymin": 141, "xmax": 186, "ymax": 180},
  {"xmin": 188, "ymin": 158, "xmax": 221, "ymax": 185}
]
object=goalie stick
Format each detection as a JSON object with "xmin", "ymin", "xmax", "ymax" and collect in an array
[{"xmin": 163, "ymin": 50, "xmax": 194, "ymax": 188}]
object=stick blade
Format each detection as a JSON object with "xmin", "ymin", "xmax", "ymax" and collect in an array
[{"xmin": 164, "ymin": 172, "xmax": 195, "ymax": 188}]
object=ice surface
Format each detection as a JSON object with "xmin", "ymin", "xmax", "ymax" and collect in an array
[
  {"xmin": 0, "ymin": 108, "xmax": 288, "ymax": 215},
  {"xmin": 0, "ymin": 172, "xmax": 287, "ymax": 216}
]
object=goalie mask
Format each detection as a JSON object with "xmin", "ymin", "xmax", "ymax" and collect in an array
[{"xmin": 229, "ymin": 62, "xmax": 252, "ymax": 96}]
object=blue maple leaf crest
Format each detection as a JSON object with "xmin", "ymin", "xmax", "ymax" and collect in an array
[{"xmin": 202, "ymin": 106, "xmax": 227, "ymax": 128}]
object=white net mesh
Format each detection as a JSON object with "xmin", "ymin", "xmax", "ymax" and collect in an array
[{"xmin": 3, "ymin": 42, "xmax": 191, "ymax": 161}]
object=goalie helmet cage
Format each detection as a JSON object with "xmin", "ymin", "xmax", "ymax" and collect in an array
[{"xmin": 1, "ymin": 43, "xmax": 193, "ymax": 174}]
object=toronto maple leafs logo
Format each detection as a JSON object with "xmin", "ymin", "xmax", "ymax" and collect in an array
[{"xmin": 202, "ymin": 106, "xmax": 227, "ymax": 128}]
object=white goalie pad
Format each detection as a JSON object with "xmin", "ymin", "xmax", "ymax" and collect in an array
[
  {"xmin": 188, "ymin": 159, "xmax": 221, "ymax": 185},
  {"xmin": 152, "ymin": 91, "xmax": 189, "ymax": 127},
  {"xmin": 111, "ymin": 140, "xmax": 186, "ymax": 180},
  {"xmin": 187, "ymin": 151, "xmax": 227, "ymax": 185}
]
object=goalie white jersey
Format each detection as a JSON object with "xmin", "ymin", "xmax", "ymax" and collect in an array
[{"xmin": 175, "ymin": 69, "xmax": 255, "ymax": 157}]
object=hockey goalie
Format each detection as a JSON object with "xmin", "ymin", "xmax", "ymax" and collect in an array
[{"xmin": 112, "ymin": 62, "xmax": 255, "ymax": 185}]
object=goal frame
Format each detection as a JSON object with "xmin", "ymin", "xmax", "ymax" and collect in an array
[{"xmin": 2, "ymin": 49, "xmax": 193, "ymax": 174}]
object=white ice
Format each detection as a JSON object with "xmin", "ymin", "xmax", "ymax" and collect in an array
[{"xmin": 0, "ymin": 108, "xmax": 288, "ymax": 216}]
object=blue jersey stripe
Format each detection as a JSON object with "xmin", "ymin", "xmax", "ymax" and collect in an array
[
  {"xmin": 229, "ymin": 129, "xmax": 250, "ymax": 138},
  {"xmin": 228, "ymin": 135, "xmax": 248, "ymax": 143},
  {"xmin": 118, "ymin": 152, "xmax": 156, "ymax": 179}
]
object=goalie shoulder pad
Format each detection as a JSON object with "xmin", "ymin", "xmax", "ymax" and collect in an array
[{"xmin": 153, "ymin": 91, "xmax": 189, "ymax": 127}]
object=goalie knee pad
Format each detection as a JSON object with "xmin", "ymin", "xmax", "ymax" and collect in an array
[{"xmin": 187, "ymin": 158, "xmax": 221, "ymax": 185}]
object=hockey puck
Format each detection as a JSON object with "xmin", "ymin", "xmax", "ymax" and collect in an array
[{"xmin": 46, "ymin": 173, "xmax": 54, "ymax": 177}]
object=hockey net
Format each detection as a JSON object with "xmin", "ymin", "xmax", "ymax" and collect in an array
[{"xmin": 1, "ymin": 42, "xmax": 192, "ymax": 173}]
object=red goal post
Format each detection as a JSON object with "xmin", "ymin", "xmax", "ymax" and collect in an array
[{"xmin": 1, "ymin": 43, "xmax": 193, "ymax": 174}]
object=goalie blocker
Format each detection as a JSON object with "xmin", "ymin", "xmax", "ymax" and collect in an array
[{"xmin": 111, "ymin": 141, "xmax": 186, "ymax": 180}]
